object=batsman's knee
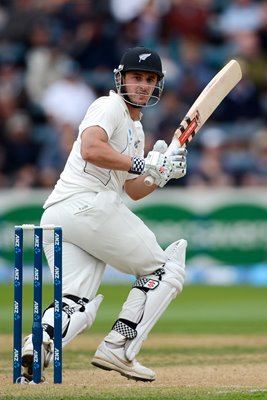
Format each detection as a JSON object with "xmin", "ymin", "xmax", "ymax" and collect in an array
[{"xmin": 134, "ymin": 238, "xmax": 187, "ymax": 296}]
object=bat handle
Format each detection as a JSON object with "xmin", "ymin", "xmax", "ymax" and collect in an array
[{"xmin": 144, "ymin": 175, "xmax": 155, "ymax": 186}]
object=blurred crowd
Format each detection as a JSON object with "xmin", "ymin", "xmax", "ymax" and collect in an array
[{"xmin": 0, "ymin": 0, "xmax": 267, "ymax": 188}]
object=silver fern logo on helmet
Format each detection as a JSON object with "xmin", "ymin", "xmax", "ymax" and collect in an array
[{"xmin": 139, "ymin": 53, "xmax": 151, "ymax": 62}]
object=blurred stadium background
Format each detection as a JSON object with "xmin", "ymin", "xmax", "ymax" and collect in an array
[{"xmin": 0, "ymin": 0, "xmax": 267, "ymax": 286}]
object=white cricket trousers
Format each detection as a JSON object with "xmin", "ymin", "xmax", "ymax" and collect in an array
[{"xmin": 41, "ymin": 191, "xmax": 167, "ymax": 301}]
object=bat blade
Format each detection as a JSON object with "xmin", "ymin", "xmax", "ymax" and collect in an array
[{"xmin": 144, "ymin": 59, "xmax": 242, "ymax": 186}]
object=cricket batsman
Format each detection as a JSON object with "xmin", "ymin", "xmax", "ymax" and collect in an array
[{"xmin": 21, "ymin": 46, "xmax": 187, "ymax": 382}]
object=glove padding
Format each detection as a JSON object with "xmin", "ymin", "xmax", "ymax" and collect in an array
[
  {"xmin": 144, "ymin": 146, "xmax": 187, "ymax": 187},
  {"xmin": 168, "ymin": 148, "xmax": 187, "ymax": 179},
  {"xmin": 144, "ymin": 151, "xmax": 174, "ymax": 187},
  {"xmin": 152, "ymin": 139, "xmax": 168, "ymax": 154}
]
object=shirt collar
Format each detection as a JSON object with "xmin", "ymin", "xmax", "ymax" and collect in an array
[{"xmin": 109, "ymin": 90, "xmax": 143, "ymax": 120}]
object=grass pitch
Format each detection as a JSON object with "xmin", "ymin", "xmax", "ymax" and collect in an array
[{"xmin": 1, "ymin": 284, "xmax": 267, "ymax": 399}]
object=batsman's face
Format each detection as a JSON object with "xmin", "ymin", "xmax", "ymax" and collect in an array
[{"xmin": 124, "ymin": 71, "xmax": 158, "ymax": 106}]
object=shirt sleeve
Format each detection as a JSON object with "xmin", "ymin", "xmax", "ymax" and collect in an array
[{"xmin": 78, "ymin": 96, "xmax": 122, "ymax": 139}]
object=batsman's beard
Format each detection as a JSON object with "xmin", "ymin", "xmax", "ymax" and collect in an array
[{"xmin": 120, "ymin": 85, "xmax": 147, "ymax": 108}]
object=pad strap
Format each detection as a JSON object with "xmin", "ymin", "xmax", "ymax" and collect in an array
[
  {"xmin": 42, "ymin": 323, "xmax": 54, "ymax": 339},
  {"xmin": 64, "ymin": 294, "xmax": 89, "ymax": 311},
  {"xmin": 112, "ymin": 318, "xmax": 137, "ymax": 339},
  {"xmin": 133, "ymin": 277, "xmax": 159, "ymax": 292},
  {"xmin": 133, "ymin": 268, "xmax": 165, "ymax": 292},
  {"xmin": 42, "ymin": 295, "xmax": 90, "ymax": 339}
]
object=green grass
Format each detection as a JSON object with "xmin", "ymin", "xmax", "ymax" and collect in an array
[
  {"xmin": 1, "ymin": 284, "xmax": 266, "ymax": 335},
  {"xmin": 1, "ymin": 390, "xmax": 267, "ymax": 400}
]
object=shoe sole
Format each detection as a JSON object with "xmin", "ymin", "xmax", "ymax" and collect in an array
[
  {"xmin": 22, "ymin": 345, "xmax": 49, "ymax": 381},
  {"xmin": 22, "ymin": 354, "xmax": 33, "ymax": 376},
  {"xmin": 22, "ymin": 354, "xmax": 47, "ymax": 383},
  {"xmin": 91, "ymin": 357, "xmax": 155, "ymax": 382}
]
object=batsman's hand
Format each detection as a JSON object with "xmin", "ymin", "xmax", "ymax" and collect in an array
[{"xmin": 144, "ymin": 150, "xmax": 174, "ymax": 187}]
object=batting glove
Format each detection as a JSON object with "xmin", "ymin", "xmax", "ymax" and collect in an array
[
  {"xmin": 169, "ymin": 148, "xmax": 187, "ymax": 180},
  {"xmin": 152, "ymin": 139, "xmax": 168, "ymax": 154},
  {"xmin": 128, "ymin": 140, "xmax": 168, "ymax": 175},
  {"xmin": 143, "ymin": 150, "xmax": 174, "ymax": 187}
]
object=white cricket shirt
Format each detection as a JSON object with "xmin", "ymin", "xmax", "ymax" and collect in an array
[{"xmin": 44, "ymin": 91, "xmax": 144, "ymax": 208}]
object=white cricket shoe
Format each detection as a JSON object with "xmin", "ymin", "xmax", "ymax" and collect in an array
[
  {"xmin": 91, "ymin": 341, "xmax": 155, "ymax": 382},
  {"xmin": 21, "ymin": 334, "xmax": 53, "ymax": 382}
]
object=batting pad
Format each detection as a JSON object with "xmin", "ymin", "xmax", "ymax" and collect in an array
[
  {"xmin": 126, "ymin": 239, "xmax": 187, "ymax": 361},
  {"xmin": 62, "ymin": 294, "xmax": 103, "ymax": 347}
]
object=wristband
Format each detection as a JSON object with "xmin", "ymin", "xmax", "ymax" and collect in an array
[{"xmin": 129, "ymin": 156, "xmax": 145, "ymax": 175}]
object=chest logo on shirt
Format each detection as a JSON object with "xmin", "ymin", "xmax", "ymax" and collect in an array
[
  {"xmin": 128, "ymin": 128, "xmax": 133, "ymax": 144},
  {"xmin": 128, "ymin": 129, "xmax": 140, "ymax": 149},
  {"xmin": 134, "ymin": 139, "xmax": 140, "ymax": 149}
]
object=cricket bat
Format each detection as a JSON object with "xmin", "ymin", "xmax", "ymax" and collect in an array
[{"xmin": 144, "ymin": 59, "xmax": 242, "ymax": 186}]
